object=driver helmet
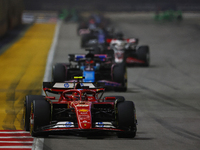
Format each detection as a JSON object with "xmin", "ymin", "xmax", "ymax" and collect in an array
[
  {"xmin": 73, "ymin": 92, "xmax": 80, "ymax": 100},
  {"xmin": 81, "ymin": 92, "xmax": 87, "ymax": 101}
]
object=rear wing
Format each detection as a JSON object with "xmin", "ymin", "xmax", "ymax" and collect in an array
[
  {"xmin": 43, "ymin": 80, "xmax": 123, "ymax": 95},
  {"xmin": 43, "ymin": 82, "xmax": 97, "ymax": 89},
  {"xmin": 106, "ymin": 38, "xmax": 139, "ymax": 44},
  {"xmin": 43, "ymin": 82, "xmax": 106, "ymax": 93},
  {"xmin": 68, "ymin": 54, "xmax": 108, "ymax": 62}
]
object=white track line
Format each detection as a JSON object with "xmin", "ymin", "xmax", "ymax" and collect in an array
[
  {"xmin": 0, "ymin": 131, "xmax": 29, "ymax": 133},
  {"xmin": 0, "ymin": 141, "xmax": 33, "ymax": 143},
  {"xmin": 32, "ymin": 138, "xmax": 46, "ymax": 150},
  {"xmin": 43, "ymin": 19, "xmax": 62, "ymax": 82},
  {"xmin": 32, "ymin": 20, "xmax": 62, "ymax": 150},
  {"xmin": 0, "ymin": 146, "xmax": 32, "ymax": 148},
  {"xmin": 0, "ymin": 136, "xmax": 32, "ymax": 138}
]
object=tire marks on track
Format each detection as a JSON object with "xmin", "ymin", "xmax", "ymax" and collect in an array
[
  {"xmin": 165, "ymin": 60, "xmax": 200, "ymax": 84},
  {"xmin": 131, "ymin": 81, "xmax": 200, "ymax": 141},
  {"xmin": 3, "ymin": 70, "xmax": 27, "ymax": 130},
  {"xmin": 133, "ymin": 82, "xmax": 200, "ymax": 113},
  {"xmin": 144, "ymin": 76, "xmax": 179, "ymax": 90},
  {"xmin": 0, "ymin": 23, "xmax": 56, "ymax": 130},
  {"xmin": 153, "ymin": 117, "xmax": 200, "ymax": 141}
]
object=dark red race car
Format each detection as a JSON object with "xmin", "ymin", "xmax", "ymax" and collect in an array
[{"xmin": 24, "ymin": 79, "xmax": 137, "ymax": 138}]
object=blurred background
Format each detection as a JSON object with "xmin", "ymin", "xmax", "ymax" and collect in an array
[
  {"xmin": 0, "ymin": 1, "xmax": 200, "ymax": 150},
  {"xmin": 2, "ymin": 0, "xmax": 200, "ymax": 37},
  {"xmin": 24, "ymin": 0, "xmax": 200, "ymax": 11}
]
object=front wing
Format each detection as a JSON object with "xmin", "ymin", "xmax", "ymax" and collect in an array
[{"xmin": 33, "ymin": 122, "xmax": 123, "ymax": 135}]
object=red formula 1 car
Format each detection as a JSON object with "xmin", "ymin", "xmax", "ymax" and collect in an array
[{"xmin": 24, "ymin": 79, "xmax": 137, "ymax": 138}]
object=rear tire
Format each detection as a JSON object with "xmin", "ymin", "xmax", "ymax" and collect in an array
[
  {"xmin": 113, "ymin": 63, "xmax": 127, "ymax": 92},
  {"xmin": 24, "ymin": 95, "xmax": 44, "ymax": 131},
  {"xmin": 30, "ymin": 100, "xmax": 51, "ymax": 137},
  {"xmin": 52, "ymin": 63, "xmax": 66, "ymax": 82},
  {"xmin": 137, "ymin": 46, "xmax": 150, "ymax": 67},
  {"xmin": 117, "ymin": 101, "xmax": 137, "ymax": 138}
]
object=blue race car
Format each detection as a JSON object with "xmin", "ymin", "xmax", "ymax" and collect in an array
[{"xmin": 52, "ymin": 49, "xmax": 127, "ymax": 91}]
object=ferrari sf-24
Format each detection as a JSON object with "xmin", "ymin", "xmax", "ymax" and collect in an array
[{"xmin": 24, "ymin": 79, "xmax": 137, "ymax": 138}]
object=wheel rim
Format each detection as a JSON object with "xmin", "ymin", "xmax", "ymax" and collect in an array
[{"xmin": 30, "ymin": 103, "xmax": 34, "ymax": 135}]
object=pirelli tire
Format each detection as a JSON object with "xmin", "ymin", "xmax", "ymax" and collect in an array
[
  {"xmin": 137, "ymin": 45, "xmax": 150, "ymax": 67},
  {"xmin": 24, "ymin": 95, "xmax": 45, "ymax": 131},
  {"xmin": 117, "ymin": 101, "xmax": 137, "ymax": 138},
  {"xmin": 30, "ymin": 100, "xmax": 51, "ymax": 137},
  {"xmin": 52, "ymin": 63, "xmax": 66, "ymax": 82},
  {"xmin": 113, "ymin": 63, "xmax": 127, "ymax": 92}
]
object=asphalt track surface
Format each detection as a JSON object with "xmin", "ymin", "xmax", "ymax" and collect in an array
[{"xmin": 43, "ymin": 13, "xmax": 200, "ymax": 150}]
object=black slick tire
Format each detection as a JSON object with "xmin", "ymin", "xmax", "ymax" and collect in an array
[
  {"xmin": 137, "ymin": 46, "xmax": 150, "ymax": 67},
  {"xmin": 52, "ymin": 63, "xmax": 66, "ymax": 82},
  {"xmin": 117, "ymin": 101, "xmax": 137, "ymax": 138},
  {"xmin": 31, "ymin": 100, "xmax": 50, "ymax": 137},
  {"xmin": 24, "ymin": 95, "xmax": 44, "ymax": 131},
  {"xmin": 113, "ymin": 63, "xmax": 127, "ymax": 92}
]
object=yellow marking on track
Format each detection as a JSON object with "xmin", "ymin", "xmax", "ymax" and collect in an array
[{"xmin": 0, "ymin": 23, "xmax": 56, "ymax": 130}]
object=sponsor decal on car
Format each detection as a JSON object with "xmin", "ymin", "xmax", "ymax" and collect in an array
[
  {"xmin": 95, "ymin": 122, "xmax": 116, "ymax": 128},
  {"xmin": 64, "ymin": 83, "xmax": 69, "ymax": 88},
  {"xmin": 53, "ymin": 121, "xmax": 74, "ymax": 128},
  {"xmin": 96, "ymin": 122, "xmax": 104, "ymax": 127},
  {"xmin": 53, "ymin": 83, "xmax": 74, "ymax": 88},
  {"xmin": 79, "ymin": 109, "xmax": 88, "ymax": 112},
  {"xmin": 65, "ymin": 121, "xmax": 74, "ymax": 127}
]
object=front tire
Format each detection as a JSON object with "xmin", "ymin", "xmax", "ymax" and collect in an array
[
  {"xmin": 24, "ymin": 95, "xmax": 44, "ymax": 131},
  {"xmin": 117, "ymin": 101, "xmax": 137, "ymax": 138},
  {"xmin": 30, "ymin": 100, "xmax": 51, "ymax": 137}
]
